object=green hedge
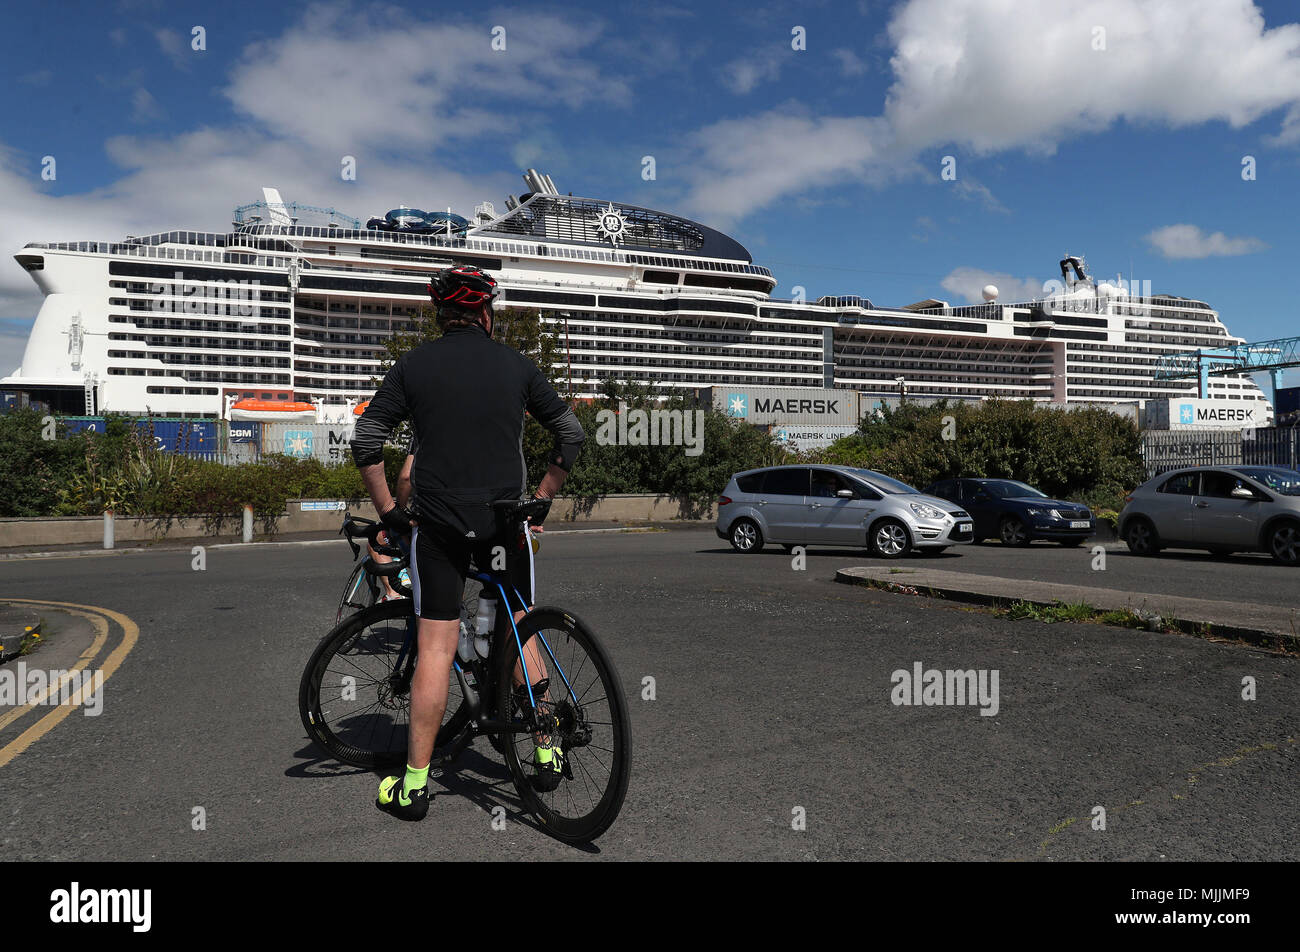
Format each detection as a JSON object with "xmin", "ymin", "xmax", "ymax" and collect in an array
[
  {"xmin": 811, "ymin": 400, "xmax": 1144, "ymax": 511},
  {"xmin": 0, "ymin": 410, "xmax": 405, "ymax": 525},
  {"xmin": 0, "ymin": 397, "xmax": 1144, "ymax": 522}
]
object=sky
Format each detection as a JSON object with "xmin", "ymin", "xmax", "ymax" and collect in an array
[{"xmin": 2, "ymin": 0, "xmax": 1299, "ymax": 386}]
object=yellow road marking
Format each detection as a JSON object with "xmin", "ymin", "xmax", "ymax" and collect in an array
[
  {"xmin": 0, "ymin": 608, "xmax": 108, "ymax": 731},
  {"xmin": 0, "ymin": 599, "xmax": 140, "ymax": 769}
]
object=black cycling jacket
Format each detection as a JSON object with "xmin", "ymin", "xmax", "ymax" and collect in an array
[{"xmin": 351, "ymin": 324, "xmax": 584, "ymax": 537}]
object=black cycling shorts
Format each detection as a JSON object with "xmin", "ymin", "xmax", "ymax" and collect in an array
[{"xmin": 409, "ymin": 520, "xmax": 536, "ymax": 621}]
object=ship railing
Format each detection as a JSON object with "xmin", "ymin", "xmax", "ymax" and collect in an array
[{"xmin": 25, "ymin": 240, "xmax": 294, "ymax": 269}]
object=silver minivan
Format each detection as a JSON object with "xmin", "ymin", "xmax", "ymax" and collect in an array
[
  {"xmin": 716, "ymin": 464, "xmax": 974, "ymax": 557},
  {"xmin": 1119, "ymin": 465, "xmax": 1300, "ymax": 564}
]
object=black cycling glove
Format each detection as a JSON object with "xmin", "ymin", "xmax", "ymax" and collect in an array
[
  {"xmin": 380, "ymin": 504, "xmax": 415, "ymax": 536},
  {"xmin": 530, "ymin": 495, "xmax": 553, "ymax": 527}
]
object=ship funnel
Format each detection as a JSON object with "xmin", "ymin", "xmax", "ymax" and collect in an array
[{"xmin": 262, "ymin": 187, "xmax": 293, "ymax": 226}]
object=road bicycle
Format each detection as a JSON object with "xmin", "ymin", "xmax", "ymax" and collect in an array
[{"xmin": 300, "ymin": 499, "xmax": 632, "ymax": 843}]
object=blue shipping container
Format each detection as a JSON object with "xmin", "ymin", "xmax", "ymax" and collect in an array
[{"xmin": 227, "ymin": 420, "xmax": 261, "ymax": 443}]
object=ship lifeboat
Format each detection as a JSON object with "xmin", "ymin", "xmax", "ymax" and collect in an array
[{"xmin": 230, "ymin": 399, "xmax": 318, "ymax": 422}]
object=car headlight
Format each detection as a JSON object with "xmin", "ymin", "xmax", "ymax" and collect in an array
[
  {"xmin": 1026, "ymin": 507, "xmax": 1042, "ymax": 516},
  {"xmin": 909, "ymin": 502, "xmax": 946, "ymax": 520}
]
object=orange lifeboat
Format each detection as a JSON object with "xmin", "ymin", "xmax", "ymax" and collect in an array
[{"xmin": 230, "ymin": 399, "xmax": 318, "ymax": 422}]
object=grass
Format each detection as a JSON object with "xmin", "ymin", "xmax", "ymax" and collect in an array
[{"xmin": 1003, "ymin": 599, "xmax": 1121, "ymax": 625}]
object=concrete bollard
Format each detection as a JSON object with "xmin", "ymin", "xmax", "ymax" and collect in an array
[
  {"xmin": 242, "ymin": 505, "xmax": 253, "ymax": 544},
  {"xmin": 103, "ymin": 510, "xmax": 114, "ymax": 549}
]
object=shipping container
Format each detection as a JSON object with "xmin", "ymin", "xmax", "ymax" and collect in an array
[
  {"xmin": 694, "ymin": 386, "xmax": 861, "ymax": 426},
  {"xmin": 770, "ymin": 424, "xmax": 858, "ymax": 451},
  {"xmin": 261, "ymin": 422, "xmax": 356, "ymax": 464},
  {"xmin": 1143, "ymin": 398, "xmax": 1271, "ymax": 431}
]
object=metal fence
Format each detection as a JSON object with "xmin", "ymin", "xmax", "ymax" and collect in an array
[{"xmin": 1141, "ymin": 427, "xmax": 1300, "ymax": 478}]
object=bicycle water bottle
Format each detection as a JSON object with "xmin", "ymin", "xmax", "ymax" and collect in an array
[
  {"xmin": 457, "ymin": 617, "xmax": 475, "ymax": 664},
  {"xmin": 474, "ymin": 599, "xmax": 496, "ymax": 659}
]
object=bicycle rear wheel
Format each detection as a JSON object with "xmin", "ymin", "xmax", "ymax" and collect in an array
[
  {"xmin": 495, "ymin": 607, "xmax": 632, "ymax": 843},
  {"xmin": 299, "ymin": 600, "xmax": 468, "ymax": 768}
]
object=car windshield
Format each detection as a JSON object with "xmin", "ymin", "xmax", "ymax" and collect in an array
[
  {"xmin": 1235, "ymin": 467, "xmax": 1300, "ymax": 495},
  {"xmin": 849, "ymin": 468, "xmax": 918, "ymax": 494},
  {"xmin": 981, "ymin": 480, "xmax": 1047, "ymax": 499}
]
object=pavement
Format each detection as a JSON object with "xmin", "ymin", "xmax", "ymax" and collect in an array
[
  {"xmin": 0, "ymin": 526, "xmax": 1295, "ymax": 860},
  {"xmin": 836, "ymin": 566, "xmax": 1300, "ymax": 647}
]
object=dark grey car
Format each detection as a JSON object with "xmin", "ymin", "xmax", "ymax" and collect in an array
[
  {"xmin": 1119, "ymin": 465, "xmax": 1300, "ymax": 564},
  {"xmin": 715, "ymin": 464, "xmax": 974, "ymax": 558}
]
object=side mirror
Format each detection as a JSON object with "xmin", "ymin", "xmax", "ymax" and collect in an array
[
  {"xmin": 836, "ymin": 488, "xmax": 855, "ymax": 498},
  {"xmin": 1230, "ymin": 486, "xmax": 1255, "ymax": 499}
]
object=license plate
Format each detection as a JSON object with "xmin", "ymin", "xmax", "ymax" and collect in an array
[
  {"xmin": 957, "ymin": 522, "xmax": 973, "ymax": 532},
  {"xmin": 1070, "ymin": 520, "xmax": 1089, "ymax": 529}
]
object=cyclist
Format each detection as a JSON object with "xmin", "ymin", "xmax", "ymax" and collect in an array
[{"xmin": 351, "ymin": 265, "xmax": 585, "ymax": 821}]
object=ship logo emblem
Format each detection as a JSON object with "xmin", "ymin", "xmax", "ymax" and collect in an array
[
  {"xmin": 595, "ymin": 202, "xmax": 628, "ymax": 246},
  {"xmin": 285, "ymin": 430, "xmax": 314, "ymax": 457},
  {"xmin": 1179, "ymin": 404, "xmax": 1194, "ymax": 424},
  {"xmin": 727, "ymin": 393, "xmax": 748, "ymax": 417}
]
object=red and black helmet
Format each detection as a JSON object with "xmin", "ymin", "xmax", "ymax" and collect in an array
[{"xmin": 427, "ymin": 265, "xmax": 499, "ymax": 309}]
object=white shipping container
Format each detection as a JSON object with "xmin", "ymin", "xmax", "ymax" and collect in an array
[
  {"xmin": 1144, "ymin": 398, "xmax": 1271, "ymax": 431},
  {"xmin": 700, "ymin": 386, "xmax": 861, "ymax": 426}
]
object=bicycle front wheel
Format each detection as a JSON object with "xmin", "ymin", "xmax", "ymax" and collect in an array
[
  {"xmin": 495, "ymin": 607, "xmax": 632, "ymax": 843},
  {"xmin": 300, "ymin": 600, "xmax": 469, "ymax": 768},
  {"xmin": 335, "ymin": 560, "xmax": 379, "ymax": 624}
]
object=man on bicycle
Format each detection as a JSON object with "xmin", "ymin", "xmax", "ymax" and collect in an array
[{"xmin": 351, "ymin": 265, "xmax": 585, "ymax": 821}]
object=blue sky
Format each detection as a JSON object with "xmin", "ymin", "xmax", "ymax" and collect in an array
[{"xmin": 2, "ymin": 0, "xmax": 1299, "ymax": 386}]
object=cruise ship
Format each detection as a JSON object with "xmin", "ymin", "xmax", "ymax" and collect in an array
[{"xmin": 3, "ymin": 169, "xmax": 1270, "ymax": 418}]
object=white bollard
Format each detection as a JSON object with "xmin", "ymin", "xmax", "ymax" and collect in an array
[
  {"xmin": 103, "ymin": 510, "xmax": 114, "ymax": 549},
  {"xmin": 242, "ymin": 504, "xmax": 253, "ymax": 544}
]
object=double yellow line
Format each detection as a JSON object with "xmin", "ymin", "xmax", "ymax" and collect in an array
[{"xmin": 0, "ymin": 599, "xmax": 139, "ymax": 768}]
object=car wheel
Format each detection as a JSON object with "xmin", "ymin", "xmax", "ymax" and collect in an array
[
  {"xmin": 870, "ymin": 519, "xmax": 912, "ymax": 559},
  {"xmin": 999, "ymin": 516, "xmax": 1030, "ymax": 547},
  {"xmin": 1124, "ymin": 518, "xmax": 1160, "ymax": 556},
  {"xmin": 1267, "ymin": 521, "xmax": 1300, "ymax": 566},
  {"xmin": 729, "ymin": 519, "xmax": 764, "ymax": 554}
]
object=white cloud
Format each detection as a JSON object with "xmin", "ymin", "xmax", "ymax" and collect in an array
[
  {"xmin": 832, "ymin": 49, "xmax": 869, "ymax": 77},
  {"xmin": 223, "ymin": 5, "xmax": 630, "ymax": 152},
  {"xmin": 131, "ymin": 88, "xmax": 164, "ymax": 122},
  {"xmin": 0, "ymin": 321, "xmax": 33, "ymax": 378},
  {"xmin": 884, "ymin": 0, "xmax": 1300, "ymax": 154},
  {"xmin": 0, "ymin": 5, "xmax": 633, "ymax": 320},
  {"xmin": 678, "ymin": 108, "xmax": 896, "ymax": 224},
  {"xmin": 720, "ymin": 55, "xmax": 785, "ymax": 94},
  {"xmin": 678, "ymin": 0, "xmax": 1300, "ymax": 224},
  {"xmin": 1145, "ymin": 224, "xmax": 1267, "ymax": 259},
  {"xmin": 940, "ymin": 267, "xmax": 1048, "ymax": 304},
  {"xmin": 154, "ymin": 28, "xmax": 190, "ymax": 70},
  {"xmin": 953, "ymin": 178, "xmax": 1007, "ymax": 213}
]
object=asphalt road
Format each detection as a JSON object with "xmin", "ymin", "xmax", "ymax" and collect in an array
[{"xmin": 1, "ymin": 527, "xmax": 1295, "ymax": 860}]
